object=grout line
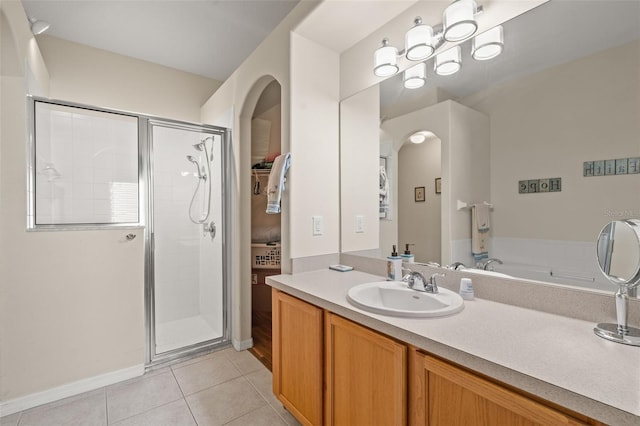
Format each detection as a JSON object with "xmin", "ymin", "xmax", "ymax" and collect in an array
[
  {"xmin": 218, "ymin": 403, "xmax": 274, "ymax": 426},
  {"xmin": 103, "ymin": 387, "xmax": 109, "ymax": 426},
  {"xmin": 170, "ymin": 368, "xmax": 187, "ymax": 400}
]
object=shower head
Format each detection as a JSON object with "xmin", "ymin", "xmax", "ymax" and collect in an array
[{"xmin": 193, "ymin": 136, "xmax": 214, "ymax": 152}]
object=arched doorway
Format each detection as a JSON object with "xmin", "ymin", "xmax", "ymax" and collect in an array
[{"xmin": 247, "ymin": 80, "xmax": 282, "ymax": 369}]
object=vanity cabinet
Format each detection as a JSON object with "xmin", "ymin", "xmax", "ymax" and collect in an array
[
  {"xmin": 272, "ymin": 290, "xmax": 323, "ymax": 426},
  {"xmin": 409, "ymin": 350, "xmax": 590, "ymax": 426},
  {"xmin": 272, "ymin": 288, "xmax": 599, "ymax": 426},
  {"xmin": 325, "ymin": 312, "xmax": 407, "ymax": 425}
]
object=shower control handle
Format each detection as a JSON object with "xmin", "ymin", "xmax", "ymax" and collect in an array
[{"xmin": 204, "ymin": 221, "xmax": 216, "ymax": 241}]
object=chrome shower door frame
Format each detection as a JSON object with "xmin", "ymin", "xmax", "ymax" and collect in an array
[{"xmin": 143, "ymin": 117, "xmax": 232, "ymax": 368}]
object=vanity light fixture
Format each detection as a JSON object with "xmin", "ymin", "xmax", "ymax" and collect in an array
[
  {"xmin": 374, "ymin": 38, "xmax": 400, "ymax": 77},
  {"xmin": 372, "ymin": 1, "xmax": 484, "ymax": 78},
  {"xmin": 29, "ymin": 18, "xmax": 50, "ymax": 35},
  {"xmin": 403, "ymin": 63, "xmax": 427, "ymax": 89},
  {"xmin": 405, "ymin": 17, "xmax": 435, "ymax": 61},
  {"xmin": 443, "ymin": 0, "xmax": 479, "ymax": 42},
  {"xmin": 472, "ymin": 25, "xmax": 504, "ymax": 60},
  {"xmin": 435, "ymin": 45, "xmax": 462, "ymax": 76}
]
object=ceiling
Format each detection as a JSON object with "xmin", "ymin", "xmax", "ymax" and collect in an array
[{"xmin": 21, "ymin": 0, "xmax": 302, "ymax": 81}]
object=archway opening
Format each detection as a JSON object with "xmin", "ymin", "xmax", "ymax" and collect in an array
[{"xmin": 247, "ymin": 79, "xmax": 282, "ymax": 370}]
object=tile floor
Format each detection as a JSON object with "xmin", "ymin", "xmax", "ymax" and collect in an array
[{"xmin": 1, "ymin": 347, "xmax": 301, "ymax": 426}]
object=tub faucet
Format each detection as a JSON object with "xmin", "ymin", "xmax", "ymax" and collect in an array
[
  {"xmin": 477, "ymin": 258, "xmax": 503, "ymax": 270},
  {"xmin": 447, "ymin": 262, "xmax": 466, "ymax": 270}
]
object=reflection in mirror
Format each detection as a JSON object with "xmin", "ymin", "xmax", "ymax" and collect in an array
[
  {"xmin": 597, "ymin": 220, "xmax": 640, "ymax": 287},
  {"xmin": 594, "ymin": 219, "xmax": 640, "ymax": 346},
  {"xmin": 341, "ymin": 0, "xmax": 640, "ymax": 295}
]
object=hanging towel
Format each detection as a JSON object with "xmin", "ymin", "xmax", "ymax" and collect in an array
[
  {"xmin": 471, "ymin": 203, "xmax": 491, "ymax": 260},
  {"xmin": 266, "ymin": 153, "xmax": 291, "ymax": 214}
]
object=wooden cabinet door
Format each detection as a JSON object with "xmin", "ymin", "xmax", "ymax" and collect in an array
[
  {"xmin": 325, "ymin": 313, "xmax": 407, "ymax": 426},
  {"xmin": 272, "ymin": 289, "xmax": 323, "ymax": 426},
  {"xmin": 411, "ymin": 350, "xmax": 588, "ymax": 426}
]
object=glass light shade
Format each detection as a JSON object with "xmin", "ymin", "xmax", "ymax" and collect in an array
[
  {"xmin": 409, "ymin": 132, "xmax": 426, "ymax": 144},
  {"xmin": 374, "ymin": 39, "xmax": 399, "ymax": 77},
  {"xmin": 443, "ymin": 0, "xmax": 478, "ymax": 42},
  {"xmin": 472, "ymin": 25, "xmax": 504, "ymax": 60},
  {"xmin": 406, "ymin": 18, "xmax": 435, "ymax": 61},
  {"xmin": 435, "ymin": 46, "xmax": 461, "ymax": 76},
  {"xmin": 404, "ymin": 63, "xmax": 426, "ymax": 89}
]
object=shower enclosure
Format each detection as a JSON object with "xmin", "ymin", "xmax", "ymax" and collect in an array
[{"xmin": 146, "ymin": 120, "xmax": 230, "ymax": 364}]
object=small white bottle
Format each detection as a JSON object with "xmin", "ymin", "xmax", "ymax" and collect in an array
[
  {"xmin": 387, "ymin": 245, "xmax": 402, "ymax": 281},
  {"xmin": 459, "ymin": 277, "xmax": 474, "ymax": 300}
]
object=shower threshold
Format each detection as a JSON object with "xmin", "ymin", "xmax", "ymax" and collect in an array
[{"xmin": 156, "ymin": 315, "xmax": 222, "ymax": 354}]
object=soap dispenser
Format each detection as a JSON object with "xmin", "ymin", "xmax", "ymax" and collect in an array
[
  {"xmin": 401, "ymin": 243, "xmax": 415, "ymax": 263},
  {"xmin": 387, "ymin": 245, "xmax": 402, "ymax": 281}
]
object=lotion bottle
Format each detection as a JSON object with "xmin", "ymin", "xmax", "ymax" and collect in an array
[
  {"xmin": 401, "ymin": 243, "xmax": 415, "ymax": 263},
  {"xmin": 387, "ymin": 245, "xmax": 402, "ymax": 281}
]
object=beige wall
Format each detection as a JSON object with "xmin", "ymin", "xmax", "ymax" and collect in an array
[
  {"xmin": 289, "ymin": 32, "xmax": 340, "ymax": 258},
  {"xmin": 36, "ymin": 35, "xmax": 221, "ymax": 122},
  {"xmin": 0, "ymin": 1, "xmax": 146, "ymax": 407},
  {"xmin": 464, "ymin": 40, "xmax": 640, "ymax": 242},
  {"xmin": 0, "ymin": 0, "xmax": 225, "ymax": 406},
  {"xmin": 398, "ymin": 138, "xmax": 442, "ymax": 264},
  {"xmin": 199, "ymin": 1, "xmax": 321, "ymax": 348},
  {"xmin": 340, "ymin": 84, "xmax": 379, "ymax": 253}
]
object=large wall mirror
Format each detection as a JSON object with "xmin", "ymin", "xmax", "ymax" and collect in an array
[{"xmin": 340, "ymin": 0, "xmax": 640, "ymax": 295}]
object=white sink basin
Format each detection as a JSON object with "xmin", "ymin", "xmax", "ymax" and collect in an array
[{"xmin": 346, "ymin": 281, "xmax": 464, "ymax": 318}]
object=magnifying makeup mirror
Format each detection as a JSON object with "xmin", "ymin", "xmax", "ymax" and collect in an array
[{"xmin": 594, "ymin": 219, "xmax": 640, "ymax": 346}]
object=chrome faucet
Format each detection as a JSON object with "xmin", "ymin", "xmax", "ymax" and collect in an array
[
  {"xmin": 476, "ymin": 258, "xmax": 503, "ymax": 270},
  {"xmin": 447, "ymin": 262, "xmax": 466, "ymax": 270},
  {"xmin": 402, "ymin": 269, "xmax": 444, "ymax": 294}
]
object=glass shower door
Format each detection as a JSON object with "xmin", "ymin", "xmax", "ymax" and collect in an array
[{"xmin": 149, "ymin": 122, "xmax": 227, "ymax": 358}]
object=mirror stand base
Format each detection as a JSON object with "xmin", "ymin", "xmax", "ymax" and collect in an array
[{"xmin": 594, "ymin": 323, "xmax": 640, "ymax": 346}]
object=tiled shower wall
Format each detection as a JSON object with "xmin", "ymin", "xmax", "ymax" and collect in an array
[
  {"xmin": 152, "ymin": 126, "xmax": 223, "ymax": 334},
  {"xmin": 34, "ymin": 103, "xmax": 138, "ymax": 224}
]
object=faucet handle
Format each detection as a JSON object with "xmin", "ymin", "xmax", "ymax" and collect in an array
[{"xmin": 427, "ymin": 273, "xmax": 445, "ymax": 293}]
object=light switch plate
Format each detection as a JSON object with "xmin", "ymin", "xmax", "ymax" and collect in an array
[
  {"xmin": 355, "ymin": 215, "xmax": 364, "ymax": 233},
  {"xmin": 312, "ymin": 216, "xmax": 323, "ymax": 236}
]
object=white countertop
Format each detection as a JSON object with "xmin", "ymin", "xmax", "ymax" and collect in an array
[{"xmin": 266, "ymin": 269, "xmax": 640, "ymax": 425}]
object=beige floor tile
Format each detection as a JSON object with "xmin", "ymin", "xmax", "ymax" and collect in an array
[
  {"xmin": 110, "ymin": 399, "xmax": 196, "ymax": 426},
  {"xmin": 186, "ymin": 377, "xmax": 266, "ymax": 426},
  {"xmin": 224, "ymin": 405, "xmax": 287, "ymax": 426},
  {"xmin": 245, "ymin": 370, "xmax": 301, "ymax": 426},
  {"xmin": 168, "ymin": 346, "xmax": 231, "ymax": 370},
  {"xmin": 225, "ymin": 349, "xmax": 264, "ymax": 375},
  {"xmin": 172, "ymin": 353, "xmax": 242, "ymax": 396},
  {"xmin": 0, "ymin": 412, "xmax": 20, "ymax": 426},
  {"xmin": 106, "ymin": 371, "xmax": 183, "ymax": 424},
  {"xmin": 18, "ymin": 390, "xmax": 106, "ymax": 426}
]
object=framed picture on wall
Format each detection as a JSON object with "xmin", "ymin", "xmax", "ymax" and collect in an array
[
  {"xmin": 435, "ymin": 178, "xmax": 442, "ymax": 194},
  {"xmin": 414, "ymin": 186, "xmax": 425, "ymax": 202}
]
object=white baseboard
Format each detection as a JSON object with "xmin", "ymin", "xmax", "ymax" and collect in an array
[
  {"xmin": 232, "ymin": 338, "xmax": 253, "ymax": 351},
  {"xmin": 0, "ymin": 364, "xmax": 144, "ymax": 417}
]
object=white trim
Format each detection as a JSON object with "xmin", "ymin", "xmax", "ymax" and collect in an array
[
  {"xmin": 0, "ymin": 364, "xmax": 144, "ymax": 416},
  {"xmin": 232, "ymin": 338, "xmax": 253, "ymax": 351}
]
